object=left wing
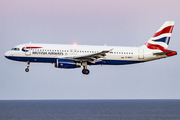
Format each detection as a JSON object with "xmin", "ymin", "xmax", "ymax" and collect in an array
[{"xmin": 65, "ymin": 49, "xmax": 113, "ymax": 63}]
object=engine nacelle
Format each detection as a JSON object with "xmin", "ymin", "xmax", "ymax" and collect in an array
[{"xmin": 55, "ymin": 59, "xmax": 81, "ymax": 69}]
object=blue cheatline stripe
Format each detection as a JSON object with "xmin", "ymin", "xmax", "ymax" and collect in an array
[
  {"xmin": 152, "ymin": 37, "xmax": 170, "ymax": 44},
  {"xmin": 93, "ymin": 60, "xmax": 142, "ymax": 65},
  {"xmin": 6, "ymin": 56, "xmax": 57, "ymax": 63},
  {"xmin": 6, "ymin": 56, "xmax": 142, "ymax": 65}
]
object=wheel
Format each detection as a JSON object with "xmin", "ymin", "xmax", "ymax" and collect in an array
[
  {"xmin": 82, "ymin": 69, "xmax": 90, "ymax": 75},
  {"xmin": 85, "ymin": 69, "xmax": 90, "ymax": 75},
  {"xmin": 25, "ymin": 68, "xmax": 29, "ymax": 72}
]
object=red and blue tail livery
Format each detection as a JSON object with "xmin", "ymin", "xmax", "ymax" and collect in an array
[
  {"xmin": 146, "ymin": 21, "xmax": 174, "ymax": 50},
  {"xmin": 4, "ymin": 21, "xmax": 177, "ymax": 75}
]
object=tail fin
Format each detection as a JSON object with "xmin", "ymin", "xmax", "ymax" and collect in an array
[{"xmin": 146, "ymin": 21, "xmax": 175, "ymax": 50}]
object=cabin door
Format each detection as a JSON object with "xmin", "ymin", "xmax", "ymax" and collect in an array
[
  {"xmin": 25, "ymin": 45, "xmax": 31, "ymax": 56},
  {"xmin": 138, "ymin": 49, "xmax": 144, "ymax": 59}
]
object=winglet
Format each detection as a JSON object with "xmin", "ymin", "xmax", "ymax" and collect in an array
[
  {"xmin": 101, "ymin": 48, "xmax": 113, "ymax": 53},
  {"xmin": 109, "ymin": 48, "xmax": 113, "ymax": 52}
]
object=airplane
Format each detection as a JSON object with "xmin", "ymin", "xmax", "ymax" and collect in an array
[{"xmin": 4, "ymin": 21, "xmax": 177, "ymax": 75}]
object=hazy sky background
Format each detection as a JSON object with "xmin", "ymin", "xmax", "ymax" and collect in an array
[{"xmin": 0, "ymin": 0, "xmax": 180, "ymax": 100}]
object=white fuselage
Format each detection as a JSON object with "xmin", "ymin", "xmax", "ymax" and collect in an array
[{"xmin": 5, "ymin": 43, "xmax": 165, "ymax": 65}]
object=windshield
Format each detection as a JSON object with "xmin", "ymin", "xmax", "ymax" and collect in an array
[{"xmin": 11, "ymin": 48, "xmax": 20, "ymax": 51}]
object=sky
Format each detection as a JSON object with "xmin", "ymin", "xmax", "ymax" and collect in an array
[{"xmin": 0, "ymin": 0, "xmax": 180, "ymax": 100}]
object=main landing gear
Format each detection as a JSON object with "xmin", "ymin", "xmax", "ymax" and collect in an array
[
  {"xmin": 25, "ymin": 61, "xmax": 30, "ymax": 72},
  {"xmin": 82, "ymin": 62, "xmax": 90, "ymax": 75},
  {"xmin": 82, "ymin": 67, "xmax": 90, "ymax": 75}
]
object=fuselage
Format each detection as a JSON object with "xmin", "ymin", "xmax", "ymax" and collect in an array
[{"xmin": 5, "ymin": 43, "xmax": 164, "ymax": 65}]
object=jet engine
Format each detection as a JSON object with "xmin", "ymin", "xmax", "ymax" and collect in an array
[{"xmin": 55, "ymin": 59, "xmax": 81, "ymax": 69}]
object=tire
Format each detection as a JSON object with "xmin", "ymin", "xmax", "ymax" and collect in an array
[
  {"xmin": 82, "ymin": 69, "xmax": 90, "ymax": 75},
  {"xmin": 25, "ymin": 68, "xmax": 29, "ymax": 72}
]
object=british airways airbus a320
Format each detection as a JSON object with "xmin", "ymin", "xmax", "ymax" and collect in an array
[{"xmin": 5, "ymin": 21, "xmax": 177, "ymax": 75}]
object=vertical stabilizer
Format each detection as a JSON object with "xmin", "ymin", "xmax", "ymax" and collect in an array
[{"xmin": 146, "ymin": 21, "xmax": 175, "ymax": 50}]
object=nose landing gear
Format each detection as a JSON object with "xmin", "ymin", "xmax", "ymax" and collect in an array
[{"xmin": 25, "ymin": 61, "xmax": 30, "ymax": 72}]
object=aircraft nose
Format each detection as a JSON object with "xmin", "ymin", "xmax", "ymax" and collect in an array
[
  {"xmin": 4, "ymin": 51, "xmax": 10, "ymax": 58},
  {"xmin": 4, "ymin": 52, "xmax": 8, "ymax": 58}
]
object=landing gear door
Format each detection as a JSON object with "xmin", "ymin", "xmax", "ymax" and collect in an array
[
  {"xmin": 138, "ymin": 49, "xmax": 144, "ymax": 59},
  {"xmin": 25, "ymin": 45, "xmax": 31, "ymax": 56}
]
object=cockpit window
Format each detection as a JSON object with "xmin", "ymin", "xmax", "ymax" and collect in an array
[{"xmin": 11, "ymin": 48, "xmax": 20, "ymax": 51}]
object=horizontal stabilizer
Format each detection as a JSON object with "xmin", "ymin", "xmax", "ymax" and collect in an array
[{"xmin": 153, "ymin": 50, "xmax": 177, "ymax": 56}]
